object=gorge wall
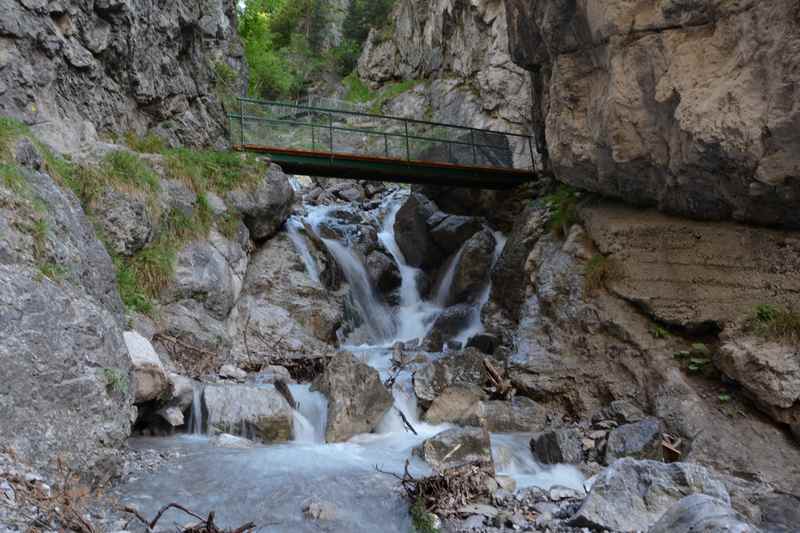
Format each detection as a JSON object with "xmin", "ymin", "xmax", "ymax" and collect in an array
[
  {"xmin": 505, "ymin": 0, "xmax": 800, "ymax": 228},
  {"xmin": 0, "ymin": 0, "xmax": 244, "ymax": 153}
]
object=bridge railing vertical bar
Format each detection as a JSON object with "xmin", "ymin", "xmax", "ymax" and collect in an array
[
  {"xmin": 328, "ymin": 112, "xmax": 333, "ymax": 155},
  {"xmin": 404, "ymin": 120, "xmax": 410, "ymax": 161}
]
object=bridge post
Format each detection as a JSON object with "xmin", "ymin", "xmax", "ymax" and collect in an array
[
  {"xmin": 470, "ymin": 130, "xmax": 477, "ymax": 165},
  {"xmin": 328, "ymin": 112, "xmax": 333, "ymax": 154},
  {"xmin": 239, "ymin": 99, "xmax": 245, "ymax": 146},
  {"xmin": 384, "ymin": 133, "xmax": 389, "ymax": 158},
  {"xmin": 404, "ymin": 121, "xmax": 410, "ymax": 161}
]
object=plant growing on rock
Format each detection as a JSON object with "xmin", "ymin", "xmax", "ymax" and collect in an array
[
  {"xmin": 584, "ymin": 254, "xmax": 622, "ymax": 293},
  {"xmin": 103, "ymin": 368, "xmax": 128, "ymax": 395},
  {"xmin": 544, "ymin": 184, "xmax": 579, "ymax": 237},
  {"xmin": 749, "ymin": 304, "xmax": 800, "ymax": 344}
]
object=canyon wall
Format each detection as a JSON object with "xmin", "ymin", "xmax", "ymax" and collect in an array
[
  {"xmin": 505, "ymin": 0, "xmax": 800, "ymax": 228},
  {"xmin": 0, "ymin": 0, "xmax": 244, "ymax": 153}
]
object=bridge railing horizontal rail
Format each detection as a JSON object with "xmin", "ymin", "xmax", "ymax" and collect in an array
[{"xmin": 229, "ymin": 98, "xmax": 535, "ymax": 172}]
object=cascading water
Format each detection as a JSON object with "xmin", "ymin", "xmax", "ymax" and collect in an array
[
  {"xmin": 116, "ymin": 189, "xmax": 584, "ymax": 532},
  {"xmin": 187, "ymin": 383, "xmax": 204, "ymax": 435}
]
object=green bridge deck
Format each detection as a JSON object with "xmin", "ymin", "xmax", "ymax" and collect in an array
[{"xmin": 228, "ymin": 98, "xmax": 536, "ymax": 190}]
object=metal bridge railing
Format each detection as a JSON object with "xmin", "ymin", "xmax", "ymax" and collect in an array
[{"xmin": 228, "ymin": 97, "xmax": 535, "ymax": 171}]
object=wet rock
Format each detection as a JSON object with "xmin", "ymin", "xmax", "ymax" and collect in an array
[
  {"xmin": 481, "ymin": 397, "xmax": 548, "ymax": 433},
  {"xmin": 414, "ymin": 427, "xmax": 494, "ymax": 472},
  {"xmin": 311, "ymin": 352, "xmax": 393, "ymax": 443},
  {"xmin": 124, "ymin": 331, "xmax": 170, "ymax": 404},
  {"xmin": 569, "ymin": 459, "xmax": 729, "ymax": 531},
  {"xmin": 393, "ymin": 193, "xmax": 443, "ymax": 269},
  {"xmin": 366, "ymin": 250, "xmax": 401, "ymax": 293},
  {"xmin": 210, "ymin": 433, "xmax": 255, "ymax": 449},
  {"xmin": 423, "ymin": 385, "xmax": 485, "ymax": 426},
  {"xmin": 219, "ymin": 364, "xmax": 247, "ymax": 382},
  {"xmin": 466, "ymin": 333, "xmax": 499, "ymax": 355},
  {"xmin": 650, "ymin": 494, "xmax": 759, "ymax": 533},
  {"xmin": 253, "ymin": 366, "xmax": 294, "ymax": 385},
  {"xmin": 335, "ymin": 183, "xmax": 365, "ymax": 203},
  {"xmin": 156, "ymin": 406, "xmax": 184, "ymax": 427},
  {"xmin": 303, "ymin": 501, "xmax": 337, "ymax": 521},
  {"xmin": 203, "ymin": 384, "xmax": 293, "ymax": 443},
  {"xmin": 531, "ymin": 428, "xmax": 583, "ymax": 465},
  {"xmin": 428, "ymin": 304, "xmax": 473, "ymax": 339},
  {"xmin": 604, "ymin": 418, "xmax": 664, "ymax": 465},
  {"xmin": 413, "ymin": 348, "xmax": 489, "ymax": 405},
  {"xmin": 716, "ymin": 335, "xmax": 800, "ymax": 427},
  {"xmin": 430, "ymin": 215, "xmax": 483, "ymax": 255},
  {"xmin": 447, "ymin": 229, "xmax": 496, "ymax": 305},
  {"xmin": 227, "ymin": 164, "xmax": 294, "ymax": 240}
]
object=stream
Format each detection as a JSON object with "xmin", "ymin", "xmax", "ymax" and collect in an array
[{"xmin": 114, "ymin": 191, "xmax": 584, "ymax": 531}]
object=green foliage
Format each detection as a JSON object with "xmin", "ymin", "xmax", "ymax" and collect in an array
[
  {"xmin": 410, "ymin": 497, "xmax": 438, "ymax": 533},
  {"xmin": 342, "ymin": 0, "xmax": 395, "ymax": 45},
  {"xmin": 584, "ymin": 254, "xmax": 621, "ymax": 293},
  {"xmin": 31, "ymin": 218, "xmax": 48, "ymax": 259},
  {"xmin": 544, "ymin": 185, "xmax": 579, "ymax": 237},
  {"xmin": 115, "ymin": 257, "xmax": 153, "ymax": 315},
  {"xmin": 218, "ymin": 212, "xmax": 243, "ymax": 241},
  {"xmin": 369, "ymin": 79, "xmax": 419, "ymax": 114},
  {"xmin": 123, "ymin": 131, "xmax": 166, "ymax": 154},
  {"xmin": 38, "ymin": 261, "xmax": 68, "ymax": 282},
  {"xmin": 718, "ymin": 393, "xmax": 732, "ymax": 403},
  {"xmin": 342, "ymin": 72, "xmax": 374, "ymax": 103},
  {"xmin": 103, "ymin": 368, "xmax": 129, "ymax": 395},
  {"xmin": 0, "ymin": 163, "xmax": 26, "ymax": 193},
  {"xmin": 650, "ymin": 325, "xmax": 670, "ymax": 339},
  {"xmin": 211, "ymin": 60, "xmax": 240, "ymax": 111},
  {"xmin": 674, "ymin": 343, "xmax": 715, "ymax": 376},
  {"xmin": 0, "ymin": 117, "xmax": 30, "ymax": 160},
  {"xmin": 164, "ymin": 148, "xmax": 263, "ymax": 193},
  {"xmin": 750, "ymin": 304, "xmax": 800, "ymax": 344},
  {"xmin": 102, "ymin": 150, "xmax": 159, "ymax": 193},
  {"xmin": 330, "ymin": 39, "xmax": 362, "ymax": 76}
]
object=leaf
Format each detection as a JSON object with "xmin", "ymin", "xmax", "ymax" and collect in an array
[{"xmin": 718, "ymin": 393, "xmax": 732, "ymax": 403}]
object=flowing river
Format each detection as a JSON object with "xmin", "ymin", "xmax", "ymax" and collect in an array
[{"xmin": 114, "ymin": 191, "xmax": 584, "ymax": 532}]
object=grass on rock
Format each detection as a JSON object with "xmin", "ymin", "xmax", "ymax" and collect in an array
[
  {"xmin": 584, "ymin": 254, "xmax": 622, "ymax": 293},
  {"xmin": 750, "ymin": 304, "xmax": 800, "ymax": 345}
]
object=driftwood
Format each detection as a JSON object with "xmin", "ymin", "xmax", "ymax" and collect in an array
[
  {"xmin": 394, "ymin": 407, "xmax": 418, "ymax": 436},
  {"xmin": 483, "ymin": 358, "xmax": 515, "ymax": 400},
  {"xmin": 275, "ymin": 379, "xmax": 297, "ymax": 409},
  {"xmin": 123, "ymin": 503, "xmax": 256, "ymax": 533}
]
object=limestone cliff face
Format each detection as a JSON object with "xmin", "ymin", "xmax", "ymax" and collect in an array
[
  {"xmin": 505, "ymin": 0, "xmax": 800, "ymax": 228},
  {"xmin": 0, "ymin": 0, "xmax": 244, "ymax": 153},
  {"xmin": 357, "ymin": 0, "xmax": 533, "ymax": 138}
]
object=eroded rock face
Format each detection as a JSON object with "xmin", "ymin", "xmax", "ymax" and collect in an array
[
  {"xmin": 0, "ymin": 0, "xmax": 244, "ymax": 153},
  {"xmin": 203, "ymin": 384, "xmax": 293, "ymax": 443},
  {"xmin": 227, "ymin": 164, "xmax": 295, "ymax": 241},
  {"xmin": 570, "ymin": 459, "xmax": 730, "ymax": 531},
  {"xmin": 93, "ymin": 188, "xmax": 153, "ymax": 256},
  {"xmin": 311, "ymin": 353, "xmax": 393, "ymax": 443},
  {"xmin": 506, "ymin": 0, "xmax": 800, "ymax": 228}
]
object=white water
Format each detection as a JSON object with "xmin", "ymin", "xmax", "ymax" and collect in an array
[{"xmin": 118, "ymin": 190, "xmax": 584, "ymax": 531}]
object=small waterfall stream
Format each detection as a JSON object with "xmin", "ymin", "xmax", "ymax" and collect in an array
[{"xmin": 118, "ymin": 189, "xmax": 583, "ymax": 531}]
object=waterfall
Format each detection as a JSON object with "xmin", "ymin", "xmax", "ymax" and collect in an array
[
  {"xmin": 187, "ymin": 384, "xmax": 204, "ymax": 435},
  {"xmin": 433, "ymin": 245, "xmax": 466, "ymax": 307},
  {"xmin": 286, "ymin": 217, "xmax": 320, "ymax": 283},
  {"xmin": 290, "ymin": 384, "xmax": 328, "ymax": 444}
]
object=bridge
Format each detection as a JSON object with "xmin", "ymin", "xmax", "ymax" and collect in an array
[{"xmin": 228, "ymin": 98, "xmax": 536, "ymax": 189}]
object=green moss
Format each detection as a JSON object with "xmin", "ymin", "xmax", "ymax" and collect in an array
[
  {"xmin": 164, "ymin": 148, "xmax": 263, "ymax": 194},
  {"xmin": 749, "ymin": 304, "xmax": 800, "ymax": 344},
  {"xmin": 103, "ymin": 368, "xmax": 129, "ymax": 395},
  {"xmin": 343, "ymin": 73, "xmax": 375, "ymax": 103},
  {"xmin": 544, "ymin": 185, "xmax": 579, "ymax": 237},
  {"xmin": 369, "ymin": 79, "xmax": 420, "ymax": 114}
]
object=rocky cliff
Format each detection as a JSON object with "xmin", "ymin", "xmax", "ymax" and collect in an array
[
  {"xmin": 505, "ymin": 0, "xmax": 800, "ymax": 228},
  {"xmin": 0, "ymin": 0, "xmax": 244, "ymax": 153}
]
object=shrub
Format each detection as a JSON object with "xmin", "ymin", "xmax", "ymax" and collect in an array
[
  {"xmin": 584, "ymin": 254, "xmax": 622, "ymax": 293},
  {"xmin": 544, "ymin": 185, "xmax": 579, "ymax": 237}
]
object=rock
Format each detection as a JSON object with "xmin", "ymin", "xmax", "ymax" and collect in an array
[
  {"xmin": 758, "ymin": 492, "xmax": 800, "ymax": 532},
  {"xmin": 335, "ymin": 184, "xmax": 365, "ymax": 203},
  {"xmin": 226, "ymin": 164, "xmax": 294, "ymax": 240},
  {"xmin": 446, "ymin": 229, "xmax": 496, "ymax": 305},
  {"xmin": 581, "ymin": 204, "xmax": 800, "ymax": 330},
  {"xmin": 311, "ymin": 352, "xmax": 393, "ymax": 443},
  {"xmin": 549, "ymin": 486, "xmax": 583, "ymax": 501},
  {"xmin": 156, "ymin": 406, "xmax": 184, "ymax": 427},
  {"xmin": 481, "ymin": 397, "xmax": 548, "ymax": 433},
  {"xmin": 2, "ymin": 0, "xmax": 243, "ymax": 154},
  {"xmin": 414, "ymin": 427, "xmax": 494, "ymax": 472},
  {"xmin": 253, "ymin": 366, "xmax": 294, "ymax": 385},
  {"xmin": 569, "ymin": 459, "xmax": 730, "ymax": 531},
  {"xmin": 427, "ymin": 304, "xmax": 473, "ymax": 339},
  {"xmin": 158, "ymin": 299, "xmax": 232, "ymax": 366},
  {"xmin": 649, "ymin": 494, "xmax": 759, "ymax": 533},
  {"xmin": 423, "ymin": 386, "xmax": 485, "ymax": 426},
  {"xmin": 366, "ymin": 250, "xmax": 401, "ymax": 294},
  {"xmin": 303, "ymin": 501, "xmax": 337, "ymax": 521},
  {"xmin": 430, "ymin": 215, "xmax": 483, "ymax": 255},
  {"xmin": 203, "ymin": 384, "xmax": 293, "ymax": 443},
  {"xmin": 531, "ymin": 429, "xmax": 583, "ymax": 465},
  {"xmin": 507, "ymin": 0, "xmax": 800, "ymax": 228},
  {"xmin": 594, "ymin": 400, "xmax": 646, "ymax": 425},
  {"xmin": 716, "ymin": 336, "xmax": 800, "ymax": 426},
  {"xmin": 124, "ymin": 331, "xmax": 170, "ymax": 404},
  {"xmin": 210, "ymin": 434, "xmax": 255, "ymax": 449},
  {"xmin": 393, "ymin": 193, "xmax": 443, "ymax": 269},
  {"xmin": 413, "ymin": 348, "xmax": 489, "ymax": 404},
  {"xmin": 604, "ymin": 418, "xmax": 664, "ymax": 465},
  {"xmin": 466, "ymin": 333, "xmax": 499, "ymax": 355},
  {"xmin": 14, "ymin": 138, "xmax": 42, "ymax": 171},
  {"xmin": 218, "ymin": 364, "xmax": 246, "ymax": 382},
  {"xmin": 93, "ymin": 188, "xmax": 153, "ymax": 256}
]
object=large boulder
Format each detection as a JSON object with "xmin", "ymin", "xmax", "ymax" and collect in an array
[
  {"xmin": 414, "ymin": 427, "xmax": 494, "ymax": 472},
  {"xmin": 92, "ymin": 188, "xmax": 153, "ymax": 256},
  {"xmin": 481, "ymin": 397, "xmax": 548, "ymax": 433},
  {"xmin": 429, "ymin": 215, "xmax": 483, "ymax": 255},
  {"xmin": 226, "ymin": 164, "xmax": 294, "ymax": 240},
  {"xmin": 124, "ymin": 331, "xmax": 170, "ymax": 404},
  {"xmin": 716, "ymin": 336, "xmax": 800, "ymax": 428},
  {"xmin": 604, "ymin": 418, "xmax": 664, "ymax": 465},
  {"xmin": 531, "ymin": 428, "xmax": 583, "ymax": 465},
  {"xmin": 423, "ymin": 385, "xmax": 485, "ymax": 426},
  {"xmin": 311, "ymin": 353, "xmax": 393, "ymax": 442},
  {"xmin": 506, "ymin": 0, "xmax": 800, "ymax": 228},
  {"xmin": 393, "ymin": 193, "xmax": 443, "ymax": 270},
  {"xmin": 366, "ymin": 250, "xmax": 401, "ymax": 294},
  {"xmin": 569, "ymin": 459, "xmax": 730, "ymax": 531},
  {"xmin": 446, "ymin": 229, "xmax": 496, "ymax": 305},
  {"xmin": 413, "ymin": 348, "xmax": 489, "ymax": 405},
  {"xmin": 649, "ymin": 494, "xmax": 759, "ymax": 533},
  {"xmin": 203, "ymin": 384, "xmax": 293, "ymax": 443}
]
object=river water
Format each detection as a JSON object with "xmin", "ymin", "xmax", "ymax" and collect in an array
[{"xmin": 115, "ymin": 191, "xmax": 583, "ymax": 531}]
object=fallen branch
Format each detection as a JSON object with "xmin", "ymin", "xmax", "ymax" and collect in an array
[
  {"xmin": 483, "ymin": 358, "xmax": 515, "ymax": 400},
  {"xmin": 123, "ymin": 503, "xmax": 256, "ymax": 533},
  {"xmin": 394, "ymin": 407, "xmax": 418, "ymax": 435},
  {"xmin": 275, "ymin": 379, "xmax": 297, "ymax": 409}
]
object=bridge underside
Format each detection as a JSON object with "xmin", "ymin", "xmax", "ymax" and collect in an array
[{"xmin": 234, "ymin": 145, "xmax": 535, "ymax": 190}]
